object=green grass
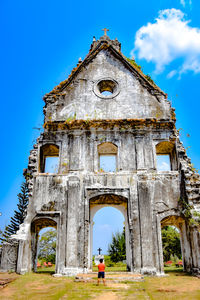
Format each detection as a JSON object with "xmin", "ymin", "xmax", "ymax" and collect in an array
[
  {"xmin": 1, "ymin": 267, "xmax": 200, "ymax": 300},
  {"xmin": 164, "ymin": 265, "xmax": 184, "ymax": 273},
  {"xmin": 1, "ymin": 272, "xmax": 105, "ymax": 300},
  {"xmin": 36, "ymin": 265, "xmax": 55, "ymax": 274}
]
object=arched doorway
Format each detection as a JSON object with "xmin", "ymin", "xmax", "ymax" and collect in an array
[
  {"xmin": 31, "ymin": 217, "xmax": 57, "ymax": 273},
  {"xmin": 37, "ymin": 226, "xmax": 57, "ymax": 271},
  {"xmin": 89, "ymin": 193, "xmax": 131, "ymax": 271},
  {"xmin": 160, "ymin": 215, "xmax": 185, "ymax": 272},
  {"xmin": 92, "ymin": 207, "xmax": 125, "ymax": 255}
]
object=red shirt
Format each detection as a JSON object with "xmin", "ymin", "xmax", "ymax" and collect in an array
[{"xmin": 98, "ymin": 263, "xmax": 105, "ymax": 272}]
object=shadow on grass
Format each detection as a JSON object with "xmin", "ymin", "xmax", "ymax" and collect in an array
[{"xmin": 164, "ymin": 266, "xmax": 191, "ymax": 276}]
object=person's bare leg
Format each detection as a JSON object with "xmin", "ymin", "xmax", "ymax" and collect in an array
[
  {"xmin": 97, "ymin": 278, "xmax": 100, "ymax": 285},
  {"xmin": 103, "ymin": 278, "xmax": 106, "ymax": 286}
]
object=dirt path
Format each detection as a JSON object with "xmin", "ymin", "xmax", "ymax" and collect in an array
[
  {"xmin": 91, "ymin": 283, "xmax": 130, "ymax": 300},
  {"xmin": 93, "ymin": 291, "xmax": 120, "ymax": 300},
  {"xmin": 0, "ymin": 273, "xmax": 19, "ymax": 290}
]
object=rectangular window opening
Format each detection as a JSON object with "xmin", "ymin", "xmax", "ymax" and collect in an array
[
  {"xmin": 156, "ymin": 154, "xmax": 171, "ymax": 171},
  {"xmin": 44, "ymin": 157, "xmax": 59, "ymax": 173},
  {"xmin": 99, "ymin": 155, "xmax": 116, "ymax": 172}
]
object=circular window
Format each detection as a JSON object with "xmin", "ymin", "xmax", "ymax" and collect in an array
[{"xmin": 93, "ymin": 78, "xmax": 120, "ymax": 99}]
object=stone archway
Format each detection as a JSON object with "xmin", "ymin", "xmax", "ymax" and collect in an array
[
  {"xmin": 157, "ymin": 211, "xmax": 186, "ymax": 273},
  {"xmin": 31, "ymin": 217, "xmax": 57, "ymax": 272},
  {"xmin": 88, "ymin": 193, "xmax": 132, "ymax": 271},
  {"xmin": 161, "ymin": 215, "xmax": 184, "ymax": 269}
]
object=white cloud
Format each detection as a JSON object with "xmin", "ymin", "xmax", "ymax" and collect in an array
[
  {"xmin": 133, "ymin": 8, "xmax": 200, "ymax": 75},
  {"xmin": 167, "ymin": 70, "xmax": 177, "ymax": 79},
  {"xmin": 180, "ymin": 0, "xmax": 192, "ymax": 7},
  {"xmin": 180, "ymin": 0, "xmax": 185, "ymax": 6}
]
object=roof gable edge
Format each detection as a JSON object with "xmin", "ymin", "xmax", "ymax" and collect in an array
[{"xmin": 43, "ymin": 40, "xmax": 167, "ymax": 101}]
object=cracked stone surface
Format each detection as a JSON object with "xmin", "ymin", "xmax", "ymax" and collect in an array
[{"xmin": 0, "ymin": 34, "xmax": 200, "ymax": 276}]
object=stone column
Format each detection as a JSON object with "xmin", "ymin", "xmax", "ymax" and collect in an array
[
  {"xmin": 155, "ymin": 215, "xmax": 165, "ymax": 274},
  {"xmin": 84, "ymin": 194, "xmax": 90, "ymax": 271},
  {"xmin": 181, "ymin": 223, "xmax": 200, "ymax": 274},
  {"xmin": 135, "ymin": 137, "xmax": 145, "ymax": 170},
  {"xmin": 180, "ymin": 222, "xmax": 193, "ymax": 272},
  {"xmin": 190, "ymin": 226, "xmax": 200, "ymax": 274},
  {"xmin": 55, "ymin": 213, "xmax": 66, "ymax": 274},
  {"xmin": 17, "ymin": 238, "xmax": 32, "ymax": 274},
  {"xmin": 129, "ymin": 179, "xmax": 141, "ymax": 272},
  {"xmin": 138, "ymin": 179, "xmax": 156, "ymax": 274},
  {"xmin": 64, "ymin": 176, "xmax": 82, "ymax": 275}
]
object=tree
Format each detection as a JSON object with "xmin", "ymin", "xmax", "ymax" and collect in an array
[
  {"xmin": 0, "ymin": 226, "xmax": 10, "ymax": 244},
  {"xmin": 162, "ymin": 226, "xmax": 182, "ymax": 262},
  {"xmin": 0, "ymin": 227, "xmax": 4, "ymax": 244},
  {"xmin": 38, "ymin": 229, "xmax": 57, "ymax": 263},
  {"xmin": 108, "ymin": 227, "xmax": 126, "ymax": 262},
  {"xmin": 0, "ymin": 182, "xmax": 29, "ymax": 243}
]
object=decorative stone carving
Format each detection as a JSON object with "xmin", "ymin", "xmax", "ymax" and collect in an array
[{"xmin": 0, "ymin": 239, "xmax": 19, "ymax": 272}]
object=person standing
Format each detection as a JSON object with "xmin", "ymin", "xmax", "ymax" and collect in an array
[{"xmin": 97, "ymin": 258, "xmax": 106, "ymax": 286}]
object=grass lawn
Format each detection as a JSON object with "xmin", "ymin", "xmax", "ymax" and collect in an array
[{"xmin": 1, "ymin": 268, "xmax": 200, "ymax": 300}]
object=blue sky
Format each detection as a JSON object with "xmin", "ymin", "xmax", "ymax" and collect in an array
[{"xmin": 1, "ymin": 0, "xmax": 200, "ymax": 253}]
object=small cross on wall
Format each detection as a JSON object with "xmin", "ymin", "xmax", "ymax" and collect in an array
[{"xmin": 102, "ymin": 28, "xmax": 109, "ymax": 36}]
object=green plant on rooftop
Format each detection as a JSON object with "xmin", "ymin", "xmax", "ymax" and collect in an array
[
  {"xmin": 145, "ymin": 74, "xmax": 155, "ymax": 85},
  {"xmin": 126, "ymin": 57, "xmax": 142, "ymax": 71}
]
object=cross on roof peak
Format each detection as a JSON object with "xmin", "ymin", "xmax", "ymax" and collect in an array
[{"xmin": 102, "ymin": 28, "xmax": 109, "ymax": 36}]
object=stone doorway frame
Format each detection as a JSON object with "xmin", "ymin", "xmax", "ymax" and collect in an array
[
  {"xmin": 156, "ymin": 209, "xmax": 186, "ymax": 274},
  {"xmin": 31, "ymin": 212, "xmax": 60, "ymax": 273},
  {"xmin": 85, "ymin": 187, "xmax": 132, "ymax": 271}
]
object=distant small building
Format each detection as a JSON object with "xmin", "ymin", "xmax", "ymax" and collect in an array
[{"xmin": 1, "ymin": 32, "xmax": 200, "ymax": 276}]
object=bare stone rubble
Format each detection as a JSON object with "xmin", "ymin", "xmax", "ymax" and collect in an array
[{"xmin": 0, "ymin": 33, "xmax": 200, "ymax": 276}]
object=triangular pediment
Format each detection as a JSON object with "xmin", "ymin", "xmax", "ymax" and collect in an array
[
  {"xmin": 45, "ymin": 38, "xmax": 165, "ymax": 99},
  {"xmin": 43, "ymin": 36, "xmax": 172, "ymax": 122}
]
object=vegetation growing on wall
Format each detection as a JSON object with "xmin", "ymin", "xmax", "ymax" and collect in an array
[
  {"xmin": 178, "ymin": 197, "xmax": 200, "ymax": 227},
  {"xmin": 126, "ymin": 57, "xmax": 142, "ymax": 71}
]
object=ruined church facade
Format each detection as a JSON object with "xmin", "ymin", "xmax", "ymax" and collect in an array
[{"xmin": 1, "ymin": 34, "xmax": 200, "ymax": 276}]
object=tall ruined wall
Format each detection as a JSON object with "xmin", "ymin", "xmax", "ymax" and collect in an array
[
  {"xmin": 24, "ymin": 124, "xmax": 175, "ymax": 174},
  {"xmin": 1, "ymin": 34, "xmax": 200, "ymax": 276}
]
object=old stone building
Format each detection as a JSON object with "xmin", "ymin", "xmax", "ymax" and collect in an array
[{"xmin": 1, "ymin": 32, "xmax": 200, "ymax": 276}]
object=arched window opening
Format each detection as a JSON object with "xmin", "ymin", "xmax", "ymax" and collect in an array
[
  {"xmin": 156, "ymin": 141, "xmax": 177, "ymax": 171},
  {"xmin": 98, "ymin": 142, "xmax": 117, "ymax": 172},
  {"xmin": 39, "ymin": 144, "xmax": 59, "ymax": 173}
]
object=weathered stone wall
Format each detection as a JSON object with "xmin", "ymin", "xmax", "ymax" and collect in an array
[
  {"xmin": 44, "ymin": 49, "xmax": 172, "ymax": 123},
  {"xmin": 0, "ymin": 240, "xmax": 19, "ymax": 272},
  {"xmin": 1, "ymin": 34, "xmax": 200, "ymax": 276},
  {"xmin": 27, "ymin": 127, "xmax": 175, "ymax": 174}
]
